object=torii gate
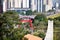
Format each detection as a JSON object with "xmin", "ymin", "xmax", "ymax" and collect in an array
[
  {"xmin": 18, "ymin": 17, "xmax": 34, "ymax": 30},
  {"xmin": 20, "ymin": 19, "xmax": 33, "ymax": 28}
]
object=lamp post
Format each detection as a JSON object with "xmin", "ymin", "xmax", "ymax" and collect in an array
[
  {"xmin": 56, "ymin": 3, "xmax": 59, "ymax": 12},
  {"xmin": 53, "ymin": 8, "xmax": 56, "ymax": 14},
  {"xmin": 24, "ymin": 11, "xmax": 26, "ymax": 15}
]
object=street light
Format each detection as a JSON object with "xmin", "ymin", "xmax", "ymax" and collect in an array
[
  {"xmin": 53, "ymin": 8, "xmax": 56, "ymax": 14},
  {"xmin": 24, "ymin": 11, "xmax": 26, "ymax": 15},
  {"xmin": 56, "ymin": 3, "xmax": 59, "ymax": 12}
]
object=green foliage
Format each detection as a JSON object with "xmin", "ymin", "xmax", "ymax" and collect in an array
[
  {"xmin": 11, "ymin": 27, "xmax": 31, "ymax": 40},
  {"xmin": 0, "ymin": 11, "xmax": 48, "ymax": 40},
  {"xmin": 54, "ymin": 16, "xmax": 60, "ymax": 21},
  {"xmin": 26, "ymin": 10, "xmax": 32, "ymax": 15},
  {"xmin": 0, "ymin": 11, "xmax": 20, "ymax": 40},
  {"xmin": 34, "ymin": 14, "xmax": 47, "ymax": 21},
  {"xmin": 47, "ymin": 10, "xmax": 54, "ymax": 12},
  {"xmin": 33, "ymin": 20, "xmax": 39, "ymax": 26},
  {"xmin": 53, "ymin": 15, "xmax": 60, "ymax": 40},
  {"xmin": 54, "ymin": 32, "xmax": 60, "ymax": 40},
  {"xmin": 23, "ymin": 37, "xmax": 28, "ymax": 40},
  {"xmin": 33, "ymin": 14, "xmax": 48, "ymax": 29},
  {"xmin": 53, "ymin": 16, "xmax": 60, "ymax": 27},
  {"xmin": 48, "ymin": 18, "xmax": 54, "ymax": 20},
  {"xmin": 33, "ymin": 30, "xmax": 45, "ymax": 38},
  {"xmin": 54, "ymin": 20, "xmax": 60, "ymax": 27}
]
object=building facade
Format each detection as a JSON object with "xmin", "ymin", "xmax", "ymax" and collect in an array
[
  {"xmin": 0, "ymin": 0, "xmax": 3, "ymax": 13},
  {"xmin": 3, "ymin": 0, "xmax": 31, "ymax": 12},
  {"xmin": 44, "ymin": 0, "xmax": 53, "ymax": 11},
  {"xmin": 3, "ymin": 0, "xmax": 53, "ymax": 12}
]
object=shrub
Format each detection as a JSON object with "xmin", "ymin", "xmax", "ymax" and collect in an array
[
  {"xmin": 26, "ymin": 10, "xmax": 32, "ymax": 15},
  {"xmin": 34, "ymin": 14, "xmax": 47, "ymax": 21},
  {"xmin": 33, "ymin": 31, "xmax": 45, "ymax": 39}
]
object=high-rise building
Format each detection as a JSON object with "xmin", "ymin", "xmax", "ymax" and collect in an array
[
  {"xmin": 3, "ymin": 0, "xmax": 53, "ymax": 12},
  {"xmin": 44, "ymin": 0, "xmax": 53, "ymax": 11},
  {"xmin": 37, "ymin": 0, "xmax": 44, "ymax": 12},
  {"xmin": 22, "ymin": 0, "xmax": 29, "ymax": 8},
  {"xmin": 30, "ymin": 0, "xmax": 45, "ymax": 12},
  {"xmin": 31, "ymin": 0, "xmax": 36, "ymax": 11},
  {"xmin": 3, "ymin": 0, "xmax": 31, "ymax": 12},
  {"xmin": 34, "ymin": 0, "xmax": 45, "ymax": 12},
  {"xmin": 0, "ymin": 0, "xmax": 3, "ymax": 13}
]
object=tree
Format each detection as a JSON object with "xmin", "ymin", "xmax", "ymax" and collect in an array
[
  {"xmin": 0, "ymin": 11, "xmax": 20, "ymax": 40},
  {"xmin": 26, "ymin": 10, "xmax": 32, "ymax": 15},
  {"xmin": 0, "ymin": 11, "xmax": 31, "ymax": 40},
  {"xmin": 33, "ymin": 30, "xmax": 45, "ymax": 39},
  {"xmin": 34, "ymin": 14, "xmax": 47, "ymax": 22}
]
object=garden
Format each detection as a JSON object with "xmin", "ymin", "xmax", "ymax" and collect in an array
[
  {"xmin": 0, "ymin": 10, "xmax": 60, "ymax": 40},
  {"xmin": 0, "ymin": 11, "xmax": 48, "ymax": 40}
]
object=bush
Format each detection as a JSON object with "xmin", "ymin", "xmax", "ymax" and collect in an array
[
  {"xmin": 54, "ymin": 16, "xmax": 60, "ymax": 27},
  {"xmin": 54, "ymin": 32, "xmax": 60, "ymax": 40},
  {"xmin": 54, "ymin": 20, "xmax": 60, "ymax": 27},
  {"xmin": 23, "ymin": 37, "xmax": 28, "ymax": 40},
  {"xmin": 34, "ymin": 14, "xmax": 47, "ymax": 21},
  {"xmin": 26, "ymin": 10, "xmax": 32, "ymax": 15},
  {"xmin": 33, "ymin": 31, "xmax": 45, "ymax": 39}
]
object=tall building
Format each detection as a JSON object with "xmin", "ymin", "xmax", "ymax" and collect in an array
[
  {"xmin": 22, "ymin": 0, "xmax": 29, "ymax": 8},
  {"xmin": 3, "ymin": 0, "xmax": 7, "ymax": 12},
  {"xmin": 0, "ymin": 0, "xmax": 3, "ymax": 13},
  {"xmin": 3, "ymin": 0, "xmax": 53, "ymax": 12},
  {"xmin": 31, "ymin": 0, "xmax": 45, "ymax": 12},
  {"xmin": 37, "ymin": 0, "xmax": 44, "ymax": 12},
  {"xmin": 31, "ymin": 0, "xmax": 36, "ymax": 11},
  {"xmin": 3, "ymin": 0, "xmax": 31, "ymax": 12},
  {"xmin": 44, "ymin": 0, "xmax": 53, "ymax": 11}
]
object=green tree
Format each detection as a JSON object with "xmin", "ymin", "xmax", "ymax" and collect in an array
[
  {"xmin": 34, "ymin": 14, "xmax": 47, "ymax": 21},
  {"xmin": 0, "ymin": 11, "xmax": 20, "ymax": 40},
  {"xmin": 33, "ymin": 30, "xmax": 45, "ymax": 39},
  {"xmin": 26, "ymin": 10, "xmax": 32, "ymax": 15}
]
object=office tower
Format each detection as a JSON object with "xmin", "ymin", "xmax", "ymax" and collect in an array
[
  {"xmin": 45, "ymin": 0, "xmax": 53, "ymax": 11},
  {"xmin": 0, "ymin": 0, "xmax": 3, "ymax": 13},
  {"xmin": 58, "ymin": 3, "xmax": 60, "ymax": 9},
  {"xmin": 3, "ymin": 0, "xmax": 7, "ymax": 12},
  {"xmin": 29, "ymin": 0, "xmax": 31, "ymax": 8},
  {"xmin": 36, "ymin": 0, "xmax": 44, "ymax": 12},
  {"xmin": 6, "ymin": 0, "xmax": 22, "ymax": 8},
  {"xmin": 3, "ymin": 0, "xmax": 30, "ymax": 12},
  {"xmin": 13, "ymin": 0, "xmax": 30, "ymax": 8},
  {"xmin": 22, "ymin": 0, "xmax": 29, "ymax": 8},
  {"xmin": 31, "ymin": 0, "xmax": 36, "ymax": 11},
  {"xmin": 14, "ymin": 0, "xmax": 22, "ymax": 8},
  {"xmin": 3, "ymin": 0, "xmax": 53, "ymax": 12},
  {"xmin": 31, "ymin": 0, "xmax": 44, "ymax": 12}
]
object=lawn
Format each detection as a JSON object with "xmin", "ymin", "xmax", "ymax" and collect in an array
[
  {"xmin": 54, "ymin": 27, "xmax": 60, "ymax": 40},
  {"xmin": 47, "ymin": 13, "xmax": 60, "ymax": 19},
  {"xmin": 47, "ymin": 13, "xmax": 60, "ymax": 40}
]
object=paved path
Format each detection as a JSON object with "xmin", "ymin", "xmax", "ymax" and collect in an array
[{"xmin": 44, "ymin": 20, "xmax": 53, "ymax": 40}]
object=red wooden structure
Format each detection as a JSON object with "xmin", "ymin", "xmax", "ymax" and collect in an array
[{"xmin": 20, "ymin": 19, "xmax": 33, "ymax": 28}]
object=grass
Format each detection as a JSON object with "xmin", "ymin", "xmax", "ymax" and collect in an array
[
  {"xmin": 54, "ymin": 27, "xmax": 60, "ymax": 32},
  {"xmin": 54, "ymin": 27, "xmax": 60, "ymax": 40},
  {"xmin": 47, "ymin": 13, "xmax": 60, "ymax": 19}
]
